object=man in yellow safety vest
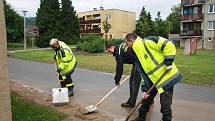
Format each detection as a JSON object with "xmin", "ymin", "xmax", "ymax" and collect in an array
[
  {"xmin": 124, "ymin": 33, "xmax": 182, "ymax": 121},
  {"xmin": 50, "ymin": 38, "xmax": 77, "ymax": 96}
]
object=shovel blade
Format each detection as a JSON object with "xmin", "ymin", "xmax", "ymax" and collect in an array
[{"xmin": 84, "ymin": 105, "xmax": 97, "ymax": 113}]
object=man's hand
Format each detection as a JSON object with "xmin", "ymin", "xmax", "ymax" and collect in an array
[
  {"xmin": 142, "ymin": 92, "xmax": 150, "ymax": 100},
  {"xmin": 115, "ymin": 82, "xmax": 120, "ymax": 86},
  {"xmin": 166, "ymin": 65, "xmax": 172, "ymax": 71}
]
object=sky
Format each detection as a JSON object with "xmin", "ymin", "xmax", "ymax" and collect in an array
[{"xmin": 5, "ymin": 0, "xmax": 180, "ymax": 20}]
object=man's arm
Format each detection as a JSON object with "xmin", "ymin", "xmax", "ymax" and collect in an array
[
  {"xmin": 114, "ymin": 55, "xmax": 124, "ymax": 85},
  {"xmin": 156, "ymin": 37, "xmax": 176, "ymax": 69}
]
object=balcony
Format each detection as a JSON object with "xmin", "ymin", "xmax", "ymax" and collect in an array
[
  {"xmin": 181, "ymin": 13, "xmax": 203, "ymax": 21},
  {"xmin": 80, "ymin": 28, "xmax": 101, "ymax": 33},
  {"xmin": 182, "ymin": 0, "xmax": 194, "ymax": 6},
  {"xmin": 181, "ymin": 30, "xmax": 202, "ymax": 36},
  {"xmin": 79, "ymin": 19, "xmax": 101, "ymax": 24},
  {"xmin": 181, "ymin": 0, "xmax": 205, "ymax": 6}
]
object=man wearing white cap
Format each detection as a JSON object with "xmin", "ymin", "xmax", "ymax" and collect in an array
[{"xmin": 50, "ymin": 39, "xmax": 77, "ymax": 96}]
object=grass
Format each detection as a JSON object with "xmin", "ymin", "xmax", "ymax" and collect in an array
[
  {"xmin": 7, "ymin": 43, "xmax": 24, "ymax": 50},
  {"xmin": 10, "ymin": 48, "xmax": 215, "ymax": 85},
  {"xmin": 11, "ymin": 92, "xmax": 65, "ymax": 121},
  {"xmin": 175, "ymin": 48, "xmax": 215, "ymax": 85}
]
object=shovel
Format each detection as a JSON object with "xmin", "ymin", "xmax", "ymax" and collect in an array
[
  {"xmin": 84, "ymin": 76, "xmax": 130, "ymax": 114},
  {"xmin": 115, "ymin": 70, "xmax": 168, "ymax": 121}
]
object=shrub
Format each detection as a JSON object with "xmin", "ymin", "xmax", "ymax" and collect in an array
[
  {"xmin": 77, "ymin": 35, "xmax": 105, "ymax": 53},
  {"xmin": 105, "ymin": 39, "xmax": 122, "ymax": 46}
]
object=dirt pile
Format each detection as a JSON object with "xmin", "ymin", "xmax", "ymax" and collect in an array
[{"xmin": 10, "ymin": 80, "xmax": 112, "ymax": 121}]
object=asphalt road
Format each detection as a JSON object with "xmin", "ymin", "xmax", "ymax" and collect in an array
[{"xmin": 8, "ymin": 58, "xmax": 215, "ymax": 121}]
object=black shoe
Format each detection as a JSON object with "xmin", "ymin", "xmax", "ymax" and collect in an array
[{"xmin": 121, "ymin": 103, "xmax": 135, "ymax": 107}]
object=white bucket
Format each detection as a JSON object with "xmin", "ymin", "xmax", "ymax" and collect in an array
[{"xmin": 52, "ymin": 87, "xmax": 69, "ymax": 104}]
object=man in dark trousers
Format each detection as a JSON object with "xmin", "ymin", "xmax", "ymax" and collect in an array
[
  {"xmin": 125, "ymin": 33, "xmax": 182, "ymax": 121},
  {"xmin": 106, "ymin": 43, "xmax": 141, "ymax": 107}
]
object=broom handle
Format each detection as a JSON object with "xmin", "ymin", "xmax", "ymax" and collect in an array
[
  {"xmin": 125, "ymin": 70, "xmax": 168, "ymax": 121},
  {"xmin": 54, "ymin": 61, "xmax": 61, "ymax": 87},
  {"xmin": 95, "ymin": 76, "xmax": 130, "ymax": 107}
]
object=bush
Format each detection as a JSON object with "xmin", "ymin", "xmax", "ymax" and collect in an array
[
  {"xmin": 105, "ymin": 39, "xmax": 122, "ymax": 46},
  {"xmin": 77, "ymin": 35, "xmax": 105, "ymax": 53}
]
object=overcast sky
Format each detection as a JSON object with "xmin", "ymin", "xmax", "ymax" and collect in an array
[{"xmin": 5, "ymin": 0, "xmax": 180, "ymax": 20}]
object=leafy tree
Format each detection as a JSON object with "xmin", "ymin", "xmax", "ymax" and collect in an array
[
  {"xmin": 167, "ymin": 4, "xmax": 181, "ymax": 34},
  {"xmin": 60, "ymin": 0, "xmax": 80, "ymax": 44},
  {"xmin": 102, "ymin": 18, "xmax": 111, "ymax": 33},
  {"xmin": 147, "ymin": 12, "xmax": 155, "ymax": 35},
  {"xmin": 102, "ymin": 18, "xmax": 111, "ymax": 41},
  {"xmin": 4, "ymin": 0, "xmax": 23, "ymax": 43},
  {"xmin": 154, "ymin": 11, "xmax": 169, "ymax": 38},
  {"xmin": 26, "ymin": 17, "xmax": 36, "ymax": 26},
  {"xmin": 136, "ymin": 6, "xmax": 153, "ymax": 38},
  {"xmin": 36, "ymin": 0, "xmax": 61, "ymax": 47}
]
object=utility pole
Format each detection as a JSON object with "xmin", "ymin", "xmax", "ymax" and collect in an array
[
  {"xmin": 0, "ymin": 0, "xmax": 12, "ymax": 120},
  {"xmin": 101, "ymin": 0, "xmax": 103, "ymax": 7},
  {"xmin": 22, "ymin": 10, "xmax": 27, "ymax": 50}
]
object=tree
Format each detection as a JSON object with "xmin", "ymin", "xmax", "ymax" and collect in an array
[
  {"xmin": 4, "ymin": 0, "xmax": 23, "ymax": 43},
  {"xmin": 147, "ymin": 12, "xmax": 155, "ymax": 35},
  {"xmin": 166, "ymin": 4, "xmax": 181, "ymax": 34},
  {"xmin": 60, "ymin": 0, "xmax": 80, "ymax": 44},
  {"xmin": 136, "ymin": 6, "xmax": 153, "ymax": 38},
  {"xmin": 154, "ymin": 11, "xmax": 169, "ymax": 38},
  {"xmin": 103, "ymin": 18, "xmax": 111, "ymax": 34},
  {"xmin": 102, "ymin": 18, "xmax": 111, "ymax": 40},
  {"xmin": 36, "ymin": 0, "xmax": 61, "ymax": 47}
]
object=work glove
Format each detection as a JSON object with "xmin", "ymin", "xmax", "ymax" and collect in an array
[
  {"xmin": 142, "ymin": 92, "xmax": 150, "ymax": 100},
  {"xmin": 166, "ymin": 65, "xmax": 172, "ymax": 71}
]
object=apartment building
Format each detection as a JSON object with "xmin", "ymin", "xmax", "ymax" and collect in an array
[
  {"xmin": 181, "ymin": 0, "xmax": 215, "ymax": 49},
  {"xmin": 78, "ymin": 8, "xmax": 136, "ymax": 39}
]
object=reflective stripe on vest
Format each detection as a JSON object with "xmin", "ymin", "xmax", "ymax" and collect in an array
[
  {"xmin": 66, "ymin": 83, "xmax": 74, "ymax": 87},
  {"xmin": 133, "ymin": 36, "xmax": 179, "ymax": 94},
  {"xmin": 118, "ymin": 43, "xmax": 128, "ymax": 55}
]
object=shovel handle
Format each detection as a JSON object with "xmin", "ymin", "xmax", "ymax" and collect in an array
[
  {"xmin": 95, "ymin": 76, "xmax": 130, "ymax": 107},
  {"xmin": 125, "ymin": 71, "xmax": 168, "ymax": 121}
]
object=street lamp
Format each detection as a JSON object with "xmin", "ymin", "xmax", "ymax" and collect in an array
[{"xmin": 22, "ymin": 10, "xmax": 27, "ymax": 50}]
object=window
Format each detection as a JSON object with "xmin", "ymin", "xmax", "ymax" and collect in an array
[
  {"xmin": 208, "ymin": 4, "xmax": 215, "ymax": 13},
  {"xmin": 193, "ymin": 7, "xmax": 198, "ymax": 14},
  {"xmin": 208, "ymin": 21, "xmax": 215, "ymax": 30}
]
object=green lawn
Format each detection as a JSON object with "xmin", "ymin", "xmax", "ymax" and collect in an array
[
  {"xmin": 7, "ymin": 43, "xmax": 24, "ymax": 50},
  {"xmin": 10, "ymin": 48, "xmax": 215, "ymax": 85},
  {"xmin": 11, "ymin": 92, "xmax": 65, "ymax": 121}
]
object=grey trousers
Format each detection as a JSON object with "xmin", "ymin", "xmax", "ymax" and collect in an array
[{"xmin": 126, "ymin": 65, "xmax": 141, "ymax": 105}]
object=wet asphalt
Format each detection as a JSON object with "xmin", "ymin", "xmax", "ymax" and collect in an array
[{"xmin": 8, "ymin": 58, "xmax": 215, "ymax": 121}]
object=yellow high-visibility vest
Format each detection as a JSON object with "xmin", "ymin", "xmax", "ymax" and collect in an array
[
  {"xmin": 132, "ymin": 36, "xmax": 180, "ymax": 94},
  {"xmin": 55, "ymin": 41, "xmax": 77, "ymax": 77}
]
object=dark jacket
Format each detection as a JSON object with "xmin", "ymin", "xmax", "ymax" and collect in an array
[{"xmin": 113, "ymin": 46, "xmax": 134, "ymax": 84}]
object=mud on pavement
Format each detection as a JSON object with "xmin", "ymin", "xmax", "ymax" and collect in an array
[{"xmin": 10, "ymin": 80, "xmax": 112, "ymax": 121}]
